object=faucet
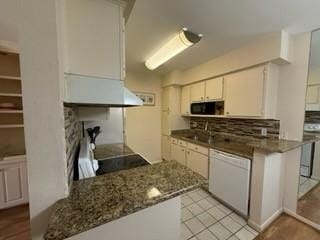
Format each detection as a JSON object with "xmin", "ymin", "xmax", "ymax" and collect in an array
[{"xmin": 204, "ymin": 121, "xmax": 209, "ymax": 132}]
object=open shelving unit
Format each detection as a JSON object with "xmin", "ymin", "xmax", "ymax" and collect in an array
[{"xmin": 0, "ymin": 50, "xmax": 25, "ymax": 158}]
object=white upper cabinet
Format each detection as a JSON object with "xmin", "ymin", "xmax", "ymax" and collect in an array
[
  {"xmin": 191, "ymin": 81, "xmax": 205, "ymax": 102},
  {"xmin": 306, "ymin": 86, "xmax": 319, "ymax": 104},
  {"xmin": 225, "ymin": 64, "xmax": 278, "ymax": 118},
  {"xmin": 62, "ymin": 0, "xmax": 125, "ymax": 80},
  {"xmin": 205, "ymin": 77, "xmax": 224, "ymax": 101},
  {"xmin": 181, "ymin": 85, "xmax": 191, "ymax": 115},
  {"xmin": 225, "ymin": 67, "xmax": 264, "ymax": 117},
  {"xmin": 306, "ymin": 85, "xmax": 320, "ymax": 111}
]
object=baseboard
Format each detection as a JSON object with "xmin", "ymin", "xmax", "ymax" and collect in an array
[
  {"xmin": 283, "ymin": 208, "xmax": 320, "ymax": 231},
  {"xmin": 248, "ymin": 208, "xmax": 283, "ymax": 232}
]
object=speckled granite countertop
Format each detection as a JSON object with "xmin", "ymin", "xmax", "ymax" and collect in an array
[
  {"xmin": 172, "ymin": 133, "xmax": 254, "ymax": 159},
  {"xmin": 94, "ymin": 143, "xmax": 134, "ymax": 160},
  {"xmin": 172, "ymin": 130, "xmax": 320, "ymax": 158},
  {"xmin": 44, "ymin": 161, "xmax": 206, "ymax": 240}
]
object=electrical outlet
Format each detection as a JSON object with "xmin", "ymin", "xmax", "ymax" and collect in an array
[{"xmin": 261, "ymin": 128, "xmax": 267, "ymax": 136}]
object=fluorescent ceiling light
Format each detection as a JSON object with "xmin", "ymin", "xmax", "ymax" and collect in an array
[{"xmin": 145, "ymin": 28, "xmax": 202, "ymax": 70}]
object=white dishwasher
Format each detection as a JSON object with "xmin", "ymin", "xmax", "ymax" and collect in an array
[{"xmin": 209, "ymin": 149, "xmax": 251, "ymax": 216}]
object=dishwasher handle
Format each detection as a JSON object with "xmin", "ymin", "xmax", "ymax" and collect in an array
[
  {"xmin": 212, "ymin": 150, "xmax": 247, "ymax": 160},
  {"xmin": 211, "ymin": 150, "xmax": 251, "ymax": 170}
]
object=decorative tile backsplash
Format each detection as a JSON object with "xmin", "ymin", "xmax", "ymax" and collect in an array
[
  {"xmin": 190, "ymin": 117, "xmax": 280, "ymax": 139},
  {"xmin": 305, "ymin": 111, "xmax": 320, "ymax": 123},
  {"xmin": 64, "ymin": 107, "xmax": 82, "ymax": 187}
]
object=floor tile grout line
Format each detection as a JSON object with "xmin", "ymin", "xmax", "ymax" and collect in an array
[{"xmin": 182, "ymin": 190, "xmax": 255, "ymax": 240}]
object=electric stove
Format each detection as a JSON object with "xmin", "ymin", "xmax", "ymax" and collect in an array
[{"xmin": 96, "ymin": 154, "xmax": 150, "ymax": 175}]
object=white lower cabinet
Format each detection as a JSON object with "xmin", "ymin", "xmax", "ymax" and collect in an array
[
  {"xmin": 0, "ymin": 157, "xmax": 29, "ymax": 209},
  {"xmin": 171, "ymin": 142, "xmax": 186, "ymax": 166},
  {"xmin": 186, "ymin": 150, "xmax": 209, "ymax": 179},
  {"xmin": 170, "ymin": 138, "xmax": 208, "ymax": 179}
]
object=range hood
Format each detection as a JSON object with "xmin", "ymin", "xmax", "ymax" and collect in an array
[{"xmin": 64, "ymin": 74, "xmax": 143, "ymax": 107}]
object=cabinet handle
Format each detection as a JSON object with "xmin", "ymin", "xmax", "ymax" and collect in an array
[
  {"xmin": 182, "ymin": 149, "xmax": 185, "ymax": 152},
  {"xmin": 206, "ymin": 97, "xmax": 209, "ymax": 99},
  {"xmin": 226, "ymin": 112, "xmax": 230, "ymax": 115}
]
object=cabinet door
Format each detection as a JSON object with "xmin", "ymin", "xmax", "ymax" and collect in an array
[
  {"xmin": 186, "ymin": 150, "xmax": 208, "ymax": 179},
  {"xmin": 306, "ymin": 86, "xmax": 319, "ymax": 104},
  {"xmin": 162, "ymin": 87, "xmax": 170, "ymax": 111},
  {"xmin": 63, "ymin": 0, "xmax": 122, "ymax": 79},
  {"xmin": 171, "ymin": 144, "xmax": 186, "ymax": 165},
  {"xmin": 225, "ymin": 67, "xmax": 264, "ymax": 117},
  {"xmin": 205, "ymin": 77, "xmax": 224, "ymax": 101},
  {"xmin": 162, "ymin": 135, "xmax": 171, "ymax": 161},
  {"xmin": 161, "ymin": 111, "xmax": 171, "ymax": 135},
  {"xmin": 181, "ymin": 86, "xmax": 191, "ymax": 115},
  {"xmin": 0, "ymin": 161, "xmax": 28, "ymax": 209},
  {"xmin": 191, "ymin": 82, "xmax": 205, "ymax": 102}
]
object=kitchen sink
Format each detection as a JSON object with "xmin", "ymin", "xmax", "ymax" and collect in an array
[{"xmin": 185, "ymin": 135, "xmax": 214, "ymax": 144}]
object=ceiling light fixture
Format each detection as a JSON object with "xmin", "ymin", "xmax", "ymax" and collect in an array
[{"xmin": 145, "ymin": 28, "xmax": 203, "ymax": 70}]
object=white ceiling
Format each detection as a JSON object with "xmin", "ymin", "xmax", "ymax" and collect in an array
[
  {"xmin": 125, "ymin": 0, "xmax": 320, "ymax": 74},
  {"xmin": 0, "ymin": 0, "xmax": 19, "ymax": 44},
  {"xmin": 1, "ymin": 0, "xmax": 320, "ymax": 74}
]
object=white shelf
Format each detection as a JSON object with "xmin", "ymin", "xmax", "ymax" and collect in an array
[
  {"xmin": 0, "ymin": 93, "xmax": 22, "ymax": 97},
  {"xmin": 0, "ymin": 75, "xmax": 21, "ymax": 81},
  {"xmin": 0, "ymin": 110, "xmax": 23, "ymax": 114},
  {"xmin": 0, "ymin": 124, "xmax": 24, "ymax": 129}
]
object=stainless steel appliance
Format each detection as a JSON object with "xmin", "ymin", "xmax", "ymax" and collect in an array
[{"xmin": 301, "ymin": 123, "xmax": 320, "ymax": 177}]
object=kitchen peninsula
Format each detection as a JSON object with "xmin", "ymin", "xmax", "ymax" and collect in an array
[
  {"xmin": 44, "ymin": 159, "xmax": 206, "ymax": 240},
  {"xmin": 171, "ymin": 129, "xmax": 319, "ymax": 231}
]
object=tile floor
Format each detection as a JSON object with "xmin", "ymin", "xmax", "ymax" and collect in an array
[
  {"xmin": 298, "ymin": 176, "xmax": 319, "ymax": 199},
  {"xmin": 181, "ymin": 188, "xmax": 258, "ymax": 240}
]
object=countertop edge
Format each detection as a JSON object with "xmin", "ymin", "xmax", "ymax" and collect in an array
[
  {"xmin": 171, "ymin": 134, "xmax": 253, "ymax": 159},
  {"xmin": 45, "ymin": 182, "xmax": 204, "ymax": 240},
  {"xmin": 171, "ymin": 133, "xmax": 320, "ymax": 156}
]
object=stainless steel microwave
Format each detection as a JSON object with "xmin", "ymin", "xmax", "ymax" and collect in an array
[{"xmin": 191, "ymin": 102, "xmax": 215, "ymax": 115}]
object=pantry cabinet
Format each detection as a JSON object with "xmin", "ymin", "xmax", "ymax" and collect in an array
[
  {"xmin": 0, "ymin": 157, "xmax": 28, "ymax": 209},
  {"xmin": 181, "ymin": 85, "xmax": 191, "ymax": 115},
  {"xmin": 62, "ymin": 0, "xmax": 125, "ymax": 80},
  {"xmin": 205, "ymin": 77, "xmax": 224, "ymax": 101}
]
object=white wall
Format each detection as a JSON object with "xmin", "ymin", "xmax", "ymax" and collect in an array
[
  {"xmin": 125, "ymin": 72, "xmax": 162, "ymax": 163},
  {"xmin": 277, "ymin": 33, "xmax": 310, "ymax": 141},
  {"xmin": 277, "ymin": 32, "xmax": 311, "ymax": 213},
  {"xmin": 83, "ymin": 108, "xmax": 124, "ymax": 145},
  {"xmin": 181, "ymin": 31, "xmax": 291, "ymax": 84},
  {"xmin": 19, "ymin": 0, "xmax": 68, "ymax": 239}
]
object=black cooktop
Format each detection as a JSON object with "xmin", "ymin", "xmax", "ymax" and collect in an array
[{"xmin": 96, "ymin": 154, "xmax": 150, "ymax": 175}]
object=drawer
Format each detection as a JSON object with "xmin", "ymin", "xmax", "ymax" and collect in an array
[
  {"xmin": 178, "ymin": 140, "xmax": 187, "ymax": 147},
  {"xmin": 171, "ymin": 138, "xmax": 178, "ymax": 145},
  {"xmin": 188, "ymin": 143, "xmax": 208, "ymax": 155}
]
